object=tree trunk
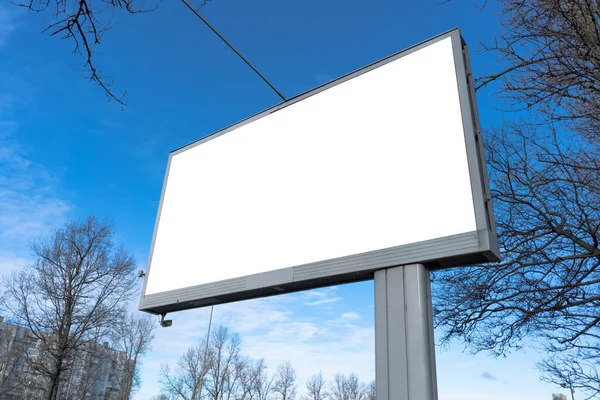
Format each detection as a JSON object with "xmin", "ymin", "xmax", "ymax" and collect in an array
[
  {"xmin": 46, "ymin": 362, "xmax": 62, "ymax": 400},
  {"xmin": 122, "ymin": 357, "xmax": 136, "ymax": 400},
  {"xmin": 47, "ymin": 321, "xmax": 70, "ymax": 400}
]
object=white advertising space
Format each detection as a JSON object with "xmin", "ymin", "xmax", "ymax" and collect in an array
[{"xmin": 145, "ymin": 36, "xmax": 476, "ymax": 296}]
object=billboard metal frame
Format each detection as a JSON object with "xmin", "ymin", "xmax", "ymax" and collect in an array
[{"xmin": 139, "ymin": 28, "xmax": 499, "ymax": 315}]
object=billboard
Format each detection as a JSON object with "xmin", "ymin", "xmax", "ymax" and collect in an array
[{"xmin": 139, "ymin": 29, "xmax": 499, "ymax": 315}]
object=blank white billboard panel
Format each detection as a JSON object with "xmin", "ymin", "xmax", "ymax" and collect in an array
[{"xmin": 140, "ymin": 29, "xmax": 499, "ymax": 314}]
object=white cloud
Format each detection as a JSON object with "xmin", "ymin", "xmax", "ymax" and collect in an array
[
  {"xmin": 136, "ymin": 287, "xmax": 375, "ymax": 400},
  {"xmin": 304, "ymin": 297, "xmax": 343, "ymax": 306},
  {"xmin": 0, "ymin": 67, "xmax": 71, "ymax": 274},
  {"xmin": 303, "ymin": 287, "xmax": 343, "ymax": 306},
  {"xmin": 137, "ymin": 286, "xmax": 560, "ymax": 400},
  {"xmin": 242, "ymin": 316, "xmax": 374, "ymax": 373},
  {"xmin": 0, "ymin": 254, "xmax": 28, "ymax": 274},
  {"xmin": 0, "ymin": 138, "xmax": 71, "ymax": 274},
  {"xmin": 341, "ymin": 312, "xmax": 360, "ymax": 320}
]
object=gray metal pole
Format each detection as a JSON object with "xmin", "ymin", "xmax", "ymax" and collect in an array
[
  {"xmin": 374, "ymin": 264, "xmax": 438, "ymax": 400},
  {"xmin": 195, "ymin": 305, "xmax": 214, "ymax": 400}
]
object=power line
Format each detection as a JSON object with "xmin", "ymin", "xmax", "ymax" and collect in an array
[
  {"xmin": 181, "ymin": 0, "xmax": 287, "ymax": 102},
  {"xmin": 195, "ymin": 305, "xmax": 214, "ymax": 400}
]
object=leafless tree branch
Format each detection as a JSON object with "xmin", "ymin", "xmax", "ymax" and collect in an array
[{"xmin": 7, "ymin": 0, "xmax": 158, "ymax": 106}]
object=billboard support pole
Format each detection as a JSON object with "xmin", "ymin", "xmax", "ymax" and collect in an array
[{"xmin": 374, "ymin": 264, "xmax": 438, "ymax": 400}]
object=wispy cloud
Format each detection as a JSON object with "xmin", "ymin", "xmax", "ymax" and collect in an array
[
  {"xmin": 0, "ymin": 5, "xmax": 19, "ymax": 48},
  {"xmin": 481, "ymin": 371, "xmax": 499, "ymax": 381},
  {"xmin": 341, "ymin": 312, "xmax": 360, "ymax": 320},
  {"xmin": 305, "ymin": 297, "xmax": 343, "ymax": 306},
  {"xmin": 0, "ymin": 137, "xmax": 72, "ymax": 273},
  {"xmin": 0, "ymin": 65, "xmax": 71, "ymax": 274},
  {"xmin": 303, "ymin": 287, "xmax": 343, "ymax": 306},
  {"xmin": 138, "ymin": 287, "xmax": 374, "ymax": 400}
]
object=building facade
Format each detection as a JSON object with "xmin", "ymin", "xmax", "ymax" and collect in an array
[{"xmin": 0, "ymin": 316, "xmax": 130, "ymax": 400}]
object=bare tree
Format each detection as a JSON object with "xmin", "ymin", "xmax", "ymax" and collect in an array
[
  {"xmin": 152, "ymin": 393, "xmax": 175, "ymax": 400},
  {"xmin": 253, "ymin": 359, "xmax": 275, "ymax": 400},
  {"xmin": 159, "ymin": 325, "xmax": 245, "ymax": 400},
  {"xmin": 204, "ymin": 325, "xmax": 242, "ymax": 400},
  {"xmin": 304, "ymin": 371, "xmax": 327, "ymax": 400},
  {"xmin": 5, "ymin": 0, "xmax": 158, "ymax": 105},
  {"xmin": 159, "ymin": 334, "xmax": 378, "ymax": 400},
  {"xmin": 109, "ymin": 312, "xmax": 156, "ymax": 399},
  {"xmin": 61, "ymin": 330, "xmax": 111, "ymax": 399},
  {"xmin": 154, "ymin": 394, "xmax": 175, "ymax": 400},
  {"xmin": 363, "ymin": 381, "xmax": 375, "ymax": 400},
  {"xmin": 273, "ymin": 361, "xmax": 296, "ymax": 400},
  {"xmin": 433, "ymin": 1, "xmax": 600, "ymax": 396},
  {"xmin": 476, "ymin": 0, "xmax": 600, "ymax": 140},
  {"xmin": 329, "ymin": 373, "xmax": 364, "ymax": 400},
  {"xmin": 159, "ymin": 339, "xmax": 210, "ymax": 400},
  {"xmin": 433, "ymin": 122, "xmax": 600, "ymax": 393},
  {"xmin": 1, "ymin": 216, "xmax": 138, "ymax": 400},
  {"xmin": 541, "ymin": 355, "xmax": 598, "ymax": 400},
  {"xmin": 236, "ymin": 357, "xmax": 272, "ymax": 400}
]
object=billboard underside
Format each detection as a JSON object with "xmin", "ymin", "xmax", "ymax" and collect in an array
[{"xmin": 140, "ymin": 29, "xmax": 499, "ymax": 315}]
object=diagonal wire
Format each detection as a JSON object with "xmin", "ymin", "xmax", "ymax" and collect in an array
[{"xmin": 181, "ymin": 0, "xmax": 287, "ymax": 102}]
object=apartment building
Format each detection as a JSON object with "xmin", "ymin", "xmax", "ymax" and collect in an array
[{"xmin": 0, "ymin": 316, "xmax": 129, "ymax": 399}]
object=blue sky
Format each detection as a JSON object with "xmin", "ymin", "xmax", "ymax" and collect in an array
[{"xmin": 0, "ymin": 0, "xmax": 573, "ymax": 399}]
